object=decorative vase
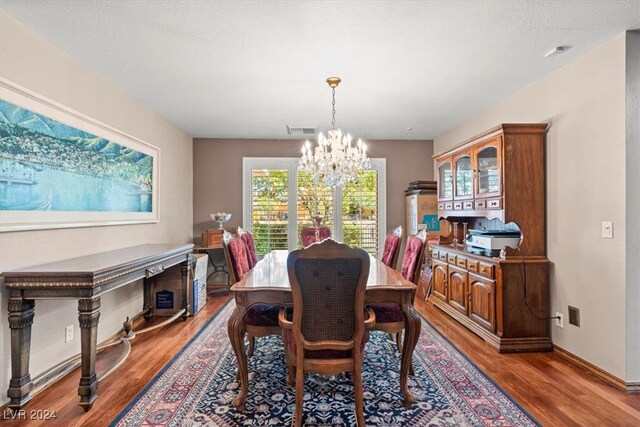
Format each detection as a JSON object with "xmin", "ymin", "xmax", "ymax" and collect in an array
[
  {"xmin": 210, "ymin": 213, "xmax": 231, "ymax": 230},
  {"xmin": 312, "ymin": 215, "xmax": 323, "ymax": 242}
]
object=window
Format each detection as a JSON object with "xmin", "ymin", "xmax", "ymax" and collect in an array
[
  {"xmin": 249, "ymin": 169, "xmax": 289, "ymax": 255},
  {"xmin": 341, "ymin": 170, "xmax": 380, "ymax": 255},
  {"xmin": 243, "ymin": 158, "xmax": 386, "ymax": 257}
]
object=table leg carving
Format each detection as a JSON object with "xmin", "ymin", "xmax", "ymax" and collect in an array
[
  {"xmin": 400, "ymin": 299, "xmax": 421, "ymax": 407},
  {"xmin": 7, "ymin": 294, "xmax": 35, "ymax": 409},
  {"xmin": 181, "ymin": 261, "xmax": 190, "ymax": 320},
  {"xmin": 143, "ymin": 276, "xmax": 154, "ymax": 321},
  {"xmin": 78, "ymin": 296, "xmax": 101, "ymax": 411},
  {"xmin": 227, "ymin": 296, "xmax": 248, "ymax": 411}
]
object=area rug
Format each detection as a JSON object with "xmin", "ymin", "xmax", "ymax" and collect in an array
[{"xmin": 111, "ymin": 301, "xmax": 538, "ymax": 426}]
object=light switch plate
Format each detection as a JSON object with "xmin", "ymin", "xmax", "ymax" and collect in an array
[{"xmin": 602, "ymin": 221, "xmax": 613, "ymax": 238}]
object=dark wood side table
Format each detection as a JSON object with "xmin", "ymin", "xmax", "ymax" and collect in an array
[
  {"xmin": 196, "ymin": 227, "xmax": 237, "ymax": 293},
  {"xmin": 1, "ymin": 243, "xmax": 193, "ymax": 411}
]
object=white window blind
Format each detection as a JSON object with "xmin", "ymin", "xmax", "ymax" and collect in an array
[
  {"xmin": 249, "ymin": 169, "xmax": 289, "ymax": 256},
  {"xmin": 243, "ymin": 158, "xmax": 385, "ymax": 257},
  {"xmin": 341, "ymin": 170, "xmax": 380, "ymax": 255}
]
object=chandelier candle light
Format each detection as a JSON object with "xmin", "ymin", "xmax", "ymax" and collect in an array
[{"xmin": 299, "ymin": 77, "xmax": 371, "ymax": 188}]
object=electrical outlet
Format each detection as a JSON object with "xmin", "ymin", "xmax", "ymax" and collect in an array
[
  {"xmin": 568, "ymin": 306, "xmax": 580, "ymax": 327},
  {"xmin": 602, "ymin": 221, "xmax": 613, "ymax": 238},
  {"xmin": 65, "ymin": 325, "xmax": 73, "ymax": 343},
  {"xmin": 555, "ymin": 312, "xmax": 564, "ymax": 328}
]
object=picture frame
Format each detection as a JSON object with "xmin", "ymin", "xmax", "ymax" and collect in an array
[{"xmin": 0, "ymin": 78, "xmax": 160, "ymax": 232}]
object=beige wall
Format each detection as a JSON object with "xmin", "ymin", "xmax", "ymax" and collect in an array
[
  {"xmin": 193, "ymin": 138, "xmax": 433, "ymax": 245},
  {"xmin": 0, "ymin": 10, "xmax": 193, "ymax": 405},
  {"xmin": 625, "ymin": 31, "xmax": 640, "ymax": 383},
  {"xmin": 435, "ymin": 33, "xmax": 635, "ymax": 381}
]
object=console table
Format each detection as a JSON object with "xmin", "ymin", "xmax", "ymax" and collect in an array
[{"xmin": 1, "ymin": 243, "xmax": 193, "ymax": 411}]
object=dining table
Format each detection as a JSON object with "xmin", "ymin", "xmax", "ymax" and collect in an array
[{"xmin": 227, "ymin": 250, "xmax": 421, "ymax": 411}]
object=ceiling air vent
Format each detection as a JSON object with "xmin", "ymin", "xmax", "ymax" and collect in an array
[{"xmin": 286, "ymin": 125, "xmax": 318, "ymax": 136}]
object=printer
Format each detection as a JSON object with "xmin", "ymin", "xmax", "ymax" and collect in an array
[{"xmin": 465, "ymin": 229, "xmax": 521, "ymax": 257}]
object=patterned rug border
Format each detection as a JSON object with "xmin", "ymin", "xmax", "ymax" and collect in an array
[
  {"xmin": 110, "ymin": 297, "xmax": 234, "ymax": 427},
  {"xmin": 414, "ymin": 311, "xmax": 540, "ymax": 426},
  {"xmin": 110, "ymin": 298, "xmax": 540, "ymax": 426}
]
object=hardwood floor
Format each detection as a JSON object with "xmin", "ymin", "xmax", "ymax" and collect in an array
[
  {"xmin": 2, "ymin": 294, "xmax": 639, "ymax": 426},
  {"xmin": 414, "ymin": 299, "xmax": 640, "ymax": 426}
]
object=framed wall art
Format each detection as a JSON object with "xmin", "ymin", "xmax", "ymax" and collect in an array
[{"xmin": 0, "ymin": 78, "xmax": 159, "ymax": 232}]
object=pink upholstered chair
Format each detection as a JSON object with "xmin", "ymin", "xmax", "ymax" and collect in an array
[
  {"xmin": 222, "ymin": 230, "xmax": 281, "ymax": 358},
  {"xmin": 400, "ymin": 229, "xmax": 428, "ymax": 284},
  {"xmin": 237, "ymin": 226, "xmax": 258, "ymax": 269},
  {"xmin": 380, "ymin": 225, "xmax": 403, "ymax": 269},
  {"xmin": 369, "ymin": 229, "xmax": 427, "ymax": 353},
  {"xmin": 300, "ymin": 225, "xmax": 331, "ymax": 248},
  {"xmin": 222, "ymin": 230, "xmax": 250, "ymax": 284}
]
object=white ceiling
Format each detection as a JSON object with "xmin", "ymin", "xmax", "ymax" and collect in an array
[{"xmin": 2, "ymin": 1, "xmax": 639, "ymax": 140}]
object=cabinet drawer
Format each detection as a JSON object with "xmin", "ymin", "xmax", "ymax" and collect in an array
[
  {"xmin": 444, "ymin": 202, "xmax": 454, "ymax": 210},
  {"xmin": 475, "ymin": 199, "xmax": 486, "ymax": 209},
  {"xmin": 438, "ymin": 202, "xmax": 445, "ymax": 210},
  {"xmin": 431, "ymin": 248, "xmax": 439, "ymax": 259},
  {"xmin": 439, "ymin": 250, "xmax": 448, "ymax": 261},
  {"xmin": 453, "ymin": 202, "xmax": 462, "ymax": 210},
  {"xmin": 456, "ymin": 255, "xmax": 467, "ymax": 268},
  {"xmin": 466, "ymin": 259, "xmax": 478, "ymax": 272},
  {"xmin": 487, "ymin": 198, "xmax": 502, "ymax": 209},
  {"xmin": 478, "ymin": 262, "xmax": 494, "ymax": 278},
  {"xmin": 447, "ymin": 253, "xmax": 457, "ymax": 264},
  {"xmin": 463, "ymin": 201, "xmax": 474, "ymax": 210}
]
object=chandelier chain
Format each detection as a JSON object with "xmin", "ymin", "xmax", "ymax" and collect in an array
[{"xmin": 331, "ymin": 87, "xmax": 336, "ymax": 130}]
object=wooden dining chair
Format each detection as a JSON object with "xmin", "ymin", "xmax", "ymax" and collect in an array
[
  {"xmin": 237, "ymin": 226, "xmax": 258, "ymax": 268},
  {"xmin": 380, "ymin": 225, "xmax": 403, "ymax": 269},
  {"xmin": 222, "ymin": 230, "xmax": 281, "ymax": 358},
  {"xmin": 300, "ymin": 225, "xmax": 331, "ymax": 248},
  {"xmin": 369, "ymin": 229, "xmax": 427, "ymax": 352},
  {"xmin": 222, "ymin": 230, "xmax": 249, "ymax": 285},
  {"xmin": 278, "ymin": 239, "xmax": 375, "ymax": 427}
]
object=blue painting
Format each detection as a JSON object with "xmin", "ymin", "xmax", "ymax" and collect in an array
[{"xmin": 0, "ymin": 99, "xmax": 153, "ymax": 213}]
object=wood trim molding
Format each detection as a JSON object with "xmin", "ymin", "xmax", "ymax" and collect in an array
[
  {"xmin": 431, "ymin": 123, "xmax": 548, "ymax": 158},
  {"xmin": 554, "ymin": 344, "xmax": 640, "ymax": 392},
  {"xmin": 626, "ymin": 382, "xmax": 640, "ymax": 392}
]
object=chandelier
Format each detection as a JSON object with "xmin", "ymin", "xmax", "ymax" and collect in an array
[{"xmin": 299, "ymin": 77, "xmax": 371, "ymax": 188}]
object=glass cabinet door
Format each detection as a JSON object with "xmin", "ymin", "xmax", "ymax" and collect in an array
[
  {"xmin": 476, "ymin": 146, "xmax": 500, "ymax": 196},
  {"xmin": 455, "ymin": 155, "xmax": 472, "ymax": 198},
  {"xmin": 438, "ymin": 161, "xmax": 453, "ymax": 200}
]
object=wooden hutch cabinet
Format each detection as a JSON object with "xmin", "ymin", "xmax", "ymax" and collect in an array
[
  {"xmin": 430, "ymin": 123, "xmax": 551, "ymax": 353},
  {"xmin": 437, "ymin": 133, "xmax": 505, "ymax": 218}
]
